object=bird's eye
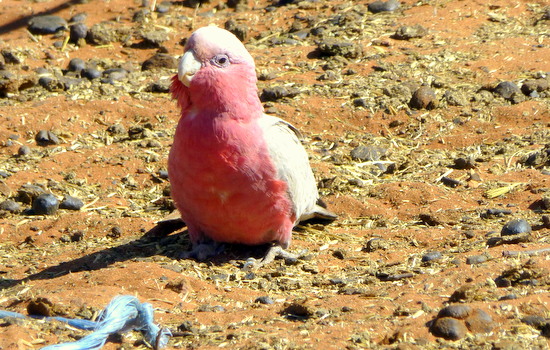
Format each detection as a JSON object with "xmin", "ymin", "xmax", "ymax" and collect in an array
[{"xmin": 212, "ymin": 54, "xmax": 230, "ymax": 67}]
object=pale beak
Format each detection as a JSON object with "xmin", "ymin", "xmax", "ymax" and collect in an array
[{"xmin": 178, "ymin": 50, "xmax": 201, "ymax": 87}]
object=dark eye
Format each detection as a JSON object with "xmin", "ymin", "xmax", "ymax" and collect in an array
[{"xmin": 212, "ymin": 54, "xmax": 230, "ymax": 67}]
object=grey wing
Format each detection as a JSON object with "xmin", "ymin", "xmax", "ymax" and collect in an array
[{"xmin": 258, "ymin": 114, "xmax": 320, "ymax": 224}]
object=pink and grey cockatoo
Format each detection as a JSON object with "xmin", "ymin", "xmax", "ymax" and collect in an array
[{"xmin": 168, "ymin": 26, "xmax": 335, "ymax": 267}]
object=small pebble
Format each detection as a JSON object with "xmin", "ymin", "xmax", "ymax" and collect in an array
[
  {"xmin": 28, "ymin": 15, "xmax": 67, "ymax": 35},
  {"xmin": 440, "ymin": 176, "xmax": 461, "ymax": 188},
  {"xmin": 466, "ymin": 254, "xmax": 487, "ymax": 265},
  {"xmin": 421, "ymin": 251, "xmax": 442, "ymax": 263},
  {"xmin": 35, "ymin": 130, "xmax": 60, "ymax": 146},
  {"xmin": 68, "ymin": 58, "xmax": 86, "ymax": 72},
  {"xmin": 70, "ymin": 23, "xmax": 88, "ymax": 43},
  {"xmin": 501, "ymin": 219, "xmax": 531, "ymax": 236},
  {"xmin": 18, "ymin": 145, "xmax": 31, "ymax": 156},
  {"xmin": 430, "ymin": 317, "xmax": 467, "ymax": 340},
  {"xmin": 0, "ymin": 200, "xmax": 21, "ymax": 213},
  {"xmin": 493, "ymin": 81, "xmax": 521, "ymax": 100},
  {"xmin": 82, "ymin": 68, "xmax": 101, "ymax": 80},
  {"xmin": 102, "ymin": 68, "xmax": 128, "ymax": 83},
  {"xmin": 410, "ymin": 86, "xmax": 437, "ymax": 109},
  {"xmin": 465, "ymin": 309, "xmax": 494, "ymax": 333},
  {"xmin": 437, "ymin": 304, "xmax": 472, "ymax": 319},
  {"xmin": 255, "ymin": 296, "xmax": 274, "ymax": 305},
  {"xmin": 69, "ymin": 13, "xmax": 88, "ymax": 23},
  {"xmin": 59, "ymin": 196, "xmax": 84, "ymax": 210},
  {"xmin": 498, "ymin": 294, "xmax": 517, "ymax": 300},
  {"xmin": 454, "ymin": 157, "xmax": 475, "ymax": 169},
  {"xmin": 32, "ymin": 193, "xmax": 59, "ymax": 215},
  {"xmin": 368, "ymin": 0, "xmax": 400, "ymax": 13}
]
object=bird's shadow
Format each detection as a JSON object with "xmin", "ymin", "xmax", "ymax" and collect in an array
[{"xmin": 0, "ymin": 220, "xmax": 278, "ymax": 292}]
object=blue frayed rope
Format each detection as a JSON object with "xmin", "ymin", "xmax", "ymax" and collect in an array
[{"xmin": 0, "ymin": 295, "xmax": 171, "ymax": 350}]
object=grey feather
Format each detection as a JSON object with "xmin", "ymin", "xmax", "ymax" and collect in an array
[{"xmin": 258, "ymin": 114, "xmax": 336, "ymax": 223}]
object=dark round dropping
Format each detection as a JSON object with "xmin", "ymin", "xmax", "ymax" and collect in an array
[
  {"xmin": 36, "ymin": 130, "xmax": 60, "ymax": 146},
  {"xmin": 70, "ymin": 23, "xmax": 88, "ymax": 43},
  {"xmin": 32, "ymin": 193, "xmax": 59, "ymax": 215},
  {"xmin": 501, "ymin": 219, "xmax": 531, "ymax": 236},
  {"xmin": 82, "ymin": 68, "xmax": 101, "ymax": 80},
  {"xmin": 68, "ymin": 58, "xmax": 86, "ymax": 72},
  {"xmin": 59, "ymin": 196, "xmax": 84, "ymax": 210}
]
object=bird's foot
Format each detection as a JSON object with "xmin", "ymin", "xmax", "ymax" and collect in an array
[
  {"xmin": 179, "ymin": 240, "xmax": 225, "ymax": 261},
  {"xmin": 242, "ymin": 244, "xmax": 306, "ymax": 270}
]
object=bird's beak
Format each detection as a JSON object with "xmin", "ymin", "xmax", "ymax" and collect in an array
[{"xmin": 178, "ymin": 50, "xmax": 201, "ymax": 87}]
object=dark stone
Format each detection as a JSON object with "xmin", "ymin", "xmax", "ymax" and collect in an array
[
  {"xmin": 437, "ymin": 304, "xmax": 472, "ymax": 319},
  {"xmin": 28, "ymin": 15, "xmax": 67, "ymax": 35},
  {"xmin": 32, "ymin": 193, "xmax": 59, "ymax": 215},
  {"xmin": 466, "ymin": 254, "xmax": 487, "ymax": 265},
  {"xmin": 430, "ymin": 317, "xmax": 467, "ymax": 340},
  {"xmin": 0, "ymin": 200, "xmax": 21, "ymax": 213},
  {"xmin": 464, "ymin": 309, "xmax": 494, "ymax": 333},
  {"xmin": 454, "ymin": 157, "xmax": 476, "ymax": 169},
  {"xmin": 255, "ymin": 296, "xmax": 274, "ymax": 304},
  {"xmin": 410, "ymin": 86, "xmax": 437, "ymax": 109},
  {"xmin": 441, "ymin": 176, "xmax": 461, "ymax": 188},
  {"xmin": 501, "ymin": 219, "xmax": 531, "ymax": 236},
  {"xmin": 102, "ymin": 68, "xmax": 128, "ymax": 83},
  {"xmin": 35, "ymin": 130, "xmax": 60, "ymax": 146},
  {"xmin": 368, "ymin": 0, "xmax": 400, "ymax": 13},
  {"xmin": 82, "ymin": 68, "xmax": 101, "ymax": 80},
  {"xmin": 70, "ymin": 23, "xmax": 88, "ymax": 43},
  {"xmin": 70, "ymin": 13, "xmax": 88, "ymax": 23},
  {"xmin": 493, "ymin": 81, "xmax": 521, "ymax": 100},
  {"xmin": 421, "ymin": 251, "xmax": 442, "ymax": 263},
  {"xmin": 68, "ymin": 58, "xmax": 86, "ymax": 72},
  {"xmin": 59, "ymin": 196, "xmax": 84, "ymax": 210},
  {"xmin": 18, "ymin": 145, "xmax": 31, "ymax": 156}
]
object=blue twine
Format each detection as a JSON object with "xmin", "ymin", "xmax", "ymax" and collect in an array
[{"xmin": 0, "ymin": 295, "xmax": 171, "ymax": 350}]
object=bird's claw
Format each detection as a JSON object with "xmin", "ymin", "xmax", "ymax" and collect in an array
[{"xmin": 241, "ymin": 246, "xmax": 307, "ymax": 270}]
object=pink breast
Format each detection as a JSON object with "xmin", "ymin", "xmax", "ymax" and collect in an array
[{"xmin": 168, "ymin": 115, "xmax": 294, "ymax": 246}]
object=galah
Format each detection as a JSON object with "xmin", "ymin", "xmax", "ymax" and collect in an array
[{"xmin": 168, "ymin": 26, "xmax": 335, "ymax": 267}]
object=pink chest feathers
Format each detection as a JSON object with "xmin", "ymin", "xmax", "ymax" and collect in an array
[{"xmin": 168, "ymin": 115, "xmax": 295, "ymax": 246}]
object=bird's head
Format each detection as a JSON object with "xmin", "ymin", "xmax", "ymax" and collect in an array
[{"xmin": 171, "ymin": 26, "xmax": 262, "ymax": 117}]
